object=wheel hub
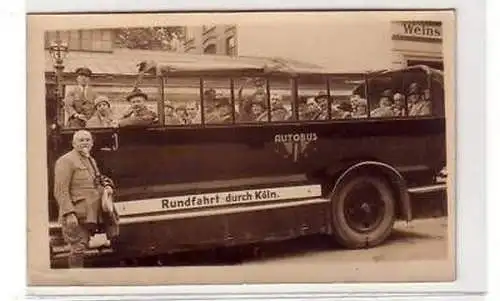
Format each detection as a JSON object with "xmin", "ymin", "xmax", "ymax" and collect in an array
[{"xmin": 344, "ymin": 182, "xmax": 386, "ymax": 233}]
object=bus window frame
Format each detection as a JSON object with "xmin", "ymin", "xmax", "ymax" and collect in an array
[
  {"xmin": 53, "ymin": 65, "xmax": 444, "ymax": 135},
  {"xmin": 359, "ymin": 66, "xmax": 441, "ymax": 121}
]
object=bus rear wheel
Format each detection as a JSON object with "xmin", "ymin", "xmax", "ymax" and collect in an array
[{"xmin": 330, "ymin": 175, "xmax": 396, "ymax": 249}]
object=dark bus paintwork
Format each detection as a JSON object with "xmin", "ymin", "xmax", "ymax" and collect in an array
[{"xmin": 46, "ymin": 61, "xmax": 447, "ymax": 263}]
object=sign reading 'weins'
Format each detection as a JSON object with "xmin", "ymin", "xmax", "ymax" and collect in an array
[{"xmin": 393, "ymin": 21, "xmax": 442, "ymax": 41}]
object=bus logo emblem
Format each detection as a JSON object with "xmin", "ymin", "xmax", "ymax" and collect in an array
[{"xmin": 274, "ymin": 133, "xmax": 318, "ymax": 162}]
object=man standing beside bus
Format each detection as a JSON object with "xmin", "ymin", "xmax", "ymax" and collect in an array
[
  {"xmin": 54, "ymin": 130, "xmax": 118, "ymax": 268},
  {"xmin": 64, "ymin": 67, "xmax": 97, "ymax": 128}
]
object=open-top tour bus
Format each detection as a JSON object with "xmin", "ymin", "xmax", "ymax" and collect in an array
[{"xmin": 45, "ymin": 53, "xmax": 447, "ymax": 267}]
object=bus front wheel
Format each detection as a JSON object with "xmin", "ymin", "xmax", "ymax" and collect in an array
[{"xmin": 330, "ymin": 175, "xmax": 396, "ymax": 249}]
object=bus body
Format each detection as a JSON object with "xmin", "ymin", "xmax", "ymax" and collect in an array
[{"xmin": 45, "ymin": 55, "xmax": 447, "ymax": 266}]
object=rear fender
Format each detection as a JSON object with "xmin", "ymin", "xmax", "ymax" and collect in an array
[{"xmin": 328, "ymin": 161, "xmax": 412, "ymax": 222}]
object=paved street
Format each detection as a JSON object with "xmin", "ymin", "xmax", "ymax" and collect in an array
[
  {"xmin": 243, "ymin": 217, "xmax": 449, "ymax": 265},
  {"xmin": 93, "ymin": 216, "xmax": 450, "ymax": 268},
  {"xmin": 48, "ymin": 216, "xmax": 452, "ymax": 285}
]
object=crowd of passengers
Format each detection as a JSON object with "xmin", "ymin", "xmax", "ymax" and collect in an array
[{"xmin": 63, "ymin": 67, "xmax": 433, "ymax": 129}]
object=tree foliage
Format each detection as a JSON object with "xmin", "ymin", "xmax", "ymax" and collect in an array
[{"xmin": 114, "ymin": 27, "xmax": 186, "ymax": 51}]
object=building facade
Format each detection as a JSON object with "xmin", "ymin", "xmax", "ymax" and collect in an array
[
  {"xmin": 389, "ymin": 21, "xmax": 443, "ymax": 70},
  {"xmin": 45, "ymin": 29, "xmax": 115, "ymax": 53},
  {"xmin": 183, "ymin": 25, "xmax": 237, "ymax": 56},
  {"xmin": 44, "ymin": 26, "xmax": 238, "ymax": 56},
  {"xmin": 237, "ymin": 20, "xmax": 444, "ymax": 72}
]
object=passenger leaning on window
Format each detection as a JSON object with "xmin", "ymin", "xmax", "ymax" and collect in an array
[
  {"xmin": 118, "ymin": 88, "xmax": 158, "ymax": 127},
  {"xmin": 86, "ymin": 96, "xmax": 116, "ymax": 128},
  {"xmin": 64, "ymin": 67, "xmax": 97, "ymax": 128}
]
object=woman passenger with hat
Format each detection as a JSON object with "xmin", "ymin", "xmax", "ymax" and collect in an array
[
  {"xmin": 64, "ymin": 67, "xmax": 97, "ymax": 128},
  {"xmin": 118, "ymin": 88, "xmax": 158, "ymax": 127},
  {"xmin": 86, "ymin": 95, "xmax": 116, "ymax": 128}
]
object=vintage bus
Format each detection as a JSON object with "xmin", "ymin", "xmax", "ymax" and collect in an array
[{"xmin": 46, "ymin": 55, "xmax": 447, "ymax": 267}]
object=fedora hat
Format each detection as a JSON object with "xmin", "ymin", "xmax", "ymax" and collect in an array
[{"xmin": 126, "ymin": 88, "xmax": 148, "ymax": 102}]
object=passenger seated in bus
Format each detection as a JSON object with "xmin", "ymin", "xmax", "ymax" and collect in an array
[
  {"xmin": 423, "ymin": 88, "xmax": 432, "ymax": 103},
  {"xmin": 206, "ymin": 97, "xmax": 233, "ymax": 124},
  {"xmin": 237, "ymin": 77, "xmax": 267, "ymax": 102},
  {"xmin": 86, "ymin": 95, "xmax": 117, "ymax": 128},
  {"xmin": 350, "ymin": 94, "xmax": 361, "ymax": 110},
  {"xmin": 174, "ymin": 105, "xmax": 189, "ymax": 125},
  {"xmin": 352, "ymin": 98, "xmax": 368, "ymax": 118},
  {"xmin": 270, "ymin": 94, "xmax": 291, "ymax": 121},
  {"xmin": 331, "ymin": 100, "xmax": 353, "ymax": 119},
  {"xmin": 392, "ymin": 93, "xmax": 406, "ymax": 116},
  {"xmin": 203, "ymin": 88, "xmax": 218, "ymax": 116},
  {"xmin": 315, "ymin": 93, "xmax": 330, "ymax": 120},
  {"xmin": 248, "ymin": 97, "xmax": 268, "ymax": 123},
  {"xmin": 370, "ymin": 90, "xmax": 394, "ymax": 118},
  {"xmin": 64, "ymin": 67, "xmax": 97, "ymax": 129},
  {"xmin": 186, "ymin": 102, "xmax": 201, "ymax": 124},
  {"xmin": 238, "ymin": 91, "xmax": 267, "ymax": 122},
  {"xmin": 407, "ymin": 84, "xmax": 432, "ymax": 116},
  {"xmin": 301, "ymin": 97, "xmax": 318, "ymax": 120},
  {"xmin": 164, "ymin": 100, "xmax": 183, "ymax": 125},
  {"xmin": 118, "ymin": 88, "xmax": 158, "ymax": 127}
]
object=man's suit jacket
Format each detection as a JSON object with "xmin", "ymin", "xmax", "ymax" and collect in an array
[
  {"xmin": 54, "ymin": 149, "xmax": 118, "ymax": 235},
  {"xmin": 64, "ymin": 85, "xmax": 97, "ymax": 126}
]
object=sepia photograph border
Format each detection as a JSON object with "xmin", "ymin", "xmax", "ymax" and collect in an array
[{"xmin": 25, "ymin": 7, "xmax": 470, "ymax": 296}]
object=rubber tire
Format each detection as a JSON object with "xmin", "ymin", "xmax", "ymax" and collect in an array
[{"xmin": 330, "ymin": 175, "xmax": 396, "ymax": 249}]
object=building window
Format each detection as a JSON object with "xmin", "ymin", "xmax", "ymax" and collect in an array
[
  {"xmin": 226, "ymin": 36, "xmax": 237, "ymax": 56},
  {"xmin": 68, "ymin": 30, "xmax": 81, "ymax": 50},
  {"xmin": 80, "ymin": 30, "xmax": 93, "ymax": 50},
  {"xmin": 45, "ymin": 29, "xmax": 113, "ymax": 52},
  {"xmin": 204, "ymin": 44, "xmax": 217, "ymax": 54}
]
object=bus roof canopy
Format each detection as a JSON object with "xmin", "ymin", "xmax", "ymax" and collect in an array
[{"xmin": 44, "ymin": 48, "xmax": 367, "ymax": 78}]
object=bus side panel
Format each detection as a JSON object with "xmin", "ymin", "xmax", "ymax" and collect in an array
[
  {"xmin": 89, "ymin": 119, "xmax": 445, "ymax": 202},
  {"xmin": 112, "ymin": 203, "xmax": 331, "ymax": 258}
]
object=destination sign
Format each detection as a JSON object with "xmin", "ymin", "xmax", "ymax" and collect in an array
[{"xmin": 114, "ymin": 184, "xmax": 322, "ymax": 216}]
